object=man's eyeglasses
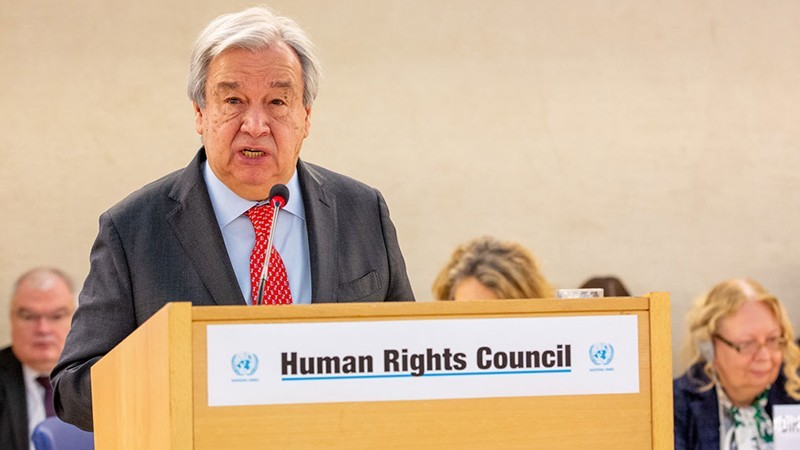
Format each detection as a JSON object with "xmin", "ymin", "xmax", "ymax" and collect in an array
[
  {"xmin": 13, "ymin": 309, "xmax": 72, "ymax": 326},
  {"xmin": 712, "ymin": 333, "xmax": 787, "ymax": 356}
]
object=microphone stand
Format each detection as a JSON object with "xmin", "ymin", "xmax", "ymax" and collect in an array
[{"xmin": 256, "ymin": 198, "xmax": 284, "ymax": 305}]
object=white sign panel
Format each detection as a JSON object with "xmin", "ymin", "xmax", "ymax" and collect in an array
[
  {"xmin": 774, "ymin": 405, "xmax": 800, "ymax": 449},
  {"xmin": 206, "ymin": 315, "xmax": 639, "ymax": 407}
]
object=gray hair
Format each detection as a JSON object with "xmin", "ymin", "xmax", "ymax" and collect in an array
[
  {"xmin": 187, "ymin": 6, "xmax": 321, "ymax": 109},
  {"xmin": 12, "ymin": 267, "xmax": 75, "ymax": 298}
]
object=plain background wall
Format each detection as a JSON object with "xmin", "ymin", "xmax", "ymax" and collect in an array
[{"xmin": 2, "ymin": 0, "xmax": 799, "ymax": 375}]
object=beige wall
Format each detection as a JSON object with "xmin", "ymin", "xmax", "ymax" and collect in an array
[{"xmin": 2, "ymin": 0, "xmax": 799, "ymax": 375}]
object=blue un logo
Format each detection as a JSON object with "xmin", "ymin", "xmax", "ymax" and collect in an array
[
  {"xmin": 589, "ymin": 343, "xmax": 615, "ymax": 366},
  {"xmin": 231, "ymin": 352, "xmax": 259, "ymax": 376}
]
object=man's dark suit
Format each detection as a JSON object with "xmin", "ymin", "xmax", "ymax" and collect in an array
[
  {"xmin": 52, "ymin": 149, "xmax": 415, "ymax": 431},
  {"xmin": 0, "ymin": 347, "xmax": 30, "ymax": 450}
]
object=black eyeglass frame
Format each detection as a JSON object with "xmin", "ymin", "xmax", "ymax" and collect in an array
[{"xmin": 712, "ymin": 333, "xmax": 787, "ymax": 355}]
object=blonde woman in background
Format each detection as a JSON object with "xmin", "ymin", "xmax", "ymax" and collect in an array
[
  {"xmin": 673, "ymin": 278, "xmax": 800, "ymax": 450},
  {"xmin": 432, "ymin": 236, "xmax": 554, "ymax": 301}
]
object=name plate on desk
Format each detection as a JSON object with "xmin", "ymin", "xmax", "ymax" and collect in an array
[
  {"xmin": 206, "ymin": 315, "xmax": 639, "ymax": 406},
  {"xmin": 774, "ymin": 405, "xmax": 800, "ymax": 449}
]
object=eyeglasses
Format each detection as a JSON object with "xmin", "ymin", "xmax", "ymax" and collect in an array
[
  {"xmin": 13, "ymin": 309, "xmax": 72, "ymax": 326},
  {"xmin": 713, "ymin": 333, "xmax": 787, "ymax": 355}
]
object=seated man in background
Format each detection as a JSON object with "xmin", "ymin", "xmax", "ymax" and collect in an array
[
  {"xmin": 0, "ymin": 268, "xmax": 75, "ymax": 450},
  {"xmin": 432, "ymin": 236, "xmax": 554, "ymax": 301},
  {"xmin": 674, "ymin": 278, "xmax": 800, "ymax": 450}
]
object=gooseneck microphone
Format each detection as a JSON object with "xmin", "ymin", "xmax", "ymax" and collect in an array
[{"xmin": 255, "ymin": 184, "xmax": 290, "ymax": 305}]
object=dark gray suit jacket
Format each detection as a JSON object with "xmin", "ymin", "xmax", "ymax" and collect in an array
[
  {"xmin": 0, "ymin": 347, "xmax": 30, "ymax": 450},
  {"xmin": 52, "ymin": 149, "xmax": 414, "ymax": 431}
]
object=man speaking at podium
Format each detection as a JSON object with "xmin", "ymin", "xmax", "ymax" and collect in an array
[{"xmin": 52, "ymin": 6, "xmax": 415, "ymax": 431}]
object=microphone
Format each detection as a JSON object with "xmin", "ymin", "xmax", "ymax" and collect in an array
[{"xmin": 255, "ymin": 184, "xmax": 290, "ymax": 305}]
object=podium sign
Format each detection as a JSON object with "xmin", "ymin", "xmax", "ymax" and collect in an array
[{"xmin": 207, "ymin": 315, "xmax": 639, "ymax": 406}]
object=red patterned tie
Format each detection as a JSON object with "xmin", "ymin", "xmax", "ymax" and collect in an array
[{"xmin": 246, "ymin": 204, "xmax": 293, "ymax": 305}]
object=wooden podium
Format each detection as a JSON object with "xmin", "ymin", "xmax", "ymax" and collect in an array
[{"xmin": 91, "ymin": 294, "xmax": 673, "ymax": 449}]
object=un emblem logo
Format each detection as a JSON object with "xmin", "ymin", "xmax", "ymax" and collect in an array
[
  {"xmin": 231, "ymin": 352, "xmax": 259, "ymax": 376},
  {"xmin": 589, "ymin": 342, "xmax": 615, "ymax": 366}
]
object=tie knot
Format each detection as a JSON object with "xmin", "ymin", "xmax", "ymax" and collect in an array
[
  {"xmin": 246, "ymin": 203, "xmax": 274, "ymax": 218},
  {"xmin": 36, "ymin": 375, "xmax": 50, "ymax": 389},
  {"xmin": 246, "ymin": 203, "xmax": 276, "ymax": 238}
]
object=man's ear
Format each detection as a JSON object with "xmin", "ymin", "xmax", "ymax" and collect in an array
[
  {"xmin": 193, "ymin": 102, "xmax": 204, "ymax": 135},
  {"xmin": 303, "ymin": 106, "xmax": 312, "ymax": 138}
]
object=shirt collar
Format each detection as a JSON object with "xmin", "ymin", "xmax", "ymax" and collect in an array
[
  {"xmin": 21, "ymin": 364, "xmax": 47, "ymax": 384},
  {"xmin": 203, "ymin": 161, "xmax": 305, "ymax": 228}
]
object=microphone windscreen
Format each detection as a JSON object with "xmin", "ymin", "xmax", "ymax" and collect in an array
[{"xmin": 268, "ymin": 184, "xmax": 290, "ymax": 209}]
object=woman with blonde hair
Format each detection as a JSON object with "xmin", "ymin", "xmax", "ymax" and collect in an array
[
  {"xmin": 674, "ymin": 278, "xmax": 800, "ymax": 450},
  {"xmin": 432, "ymin": 236, "xmax": 554, "ymax": 301}
]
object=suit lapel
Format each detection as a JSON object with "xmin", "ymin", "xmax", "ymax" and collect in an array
[
  {"xmin": 298, "ymin": 160, "xmax": 338, "ymax": 303},
  {"xmin": 166, "ymin": 150, "xmax": 246, "ymax": 306},
  {"xmin": 1, "ymin": 348, "xmax": 30, "ymax": 450}
]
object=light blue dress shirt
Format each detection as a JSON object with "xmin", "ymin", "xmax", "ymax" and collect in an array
[{"xmin": 203, "ymin": 161, "xmax": 312, "ymax": 304}]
